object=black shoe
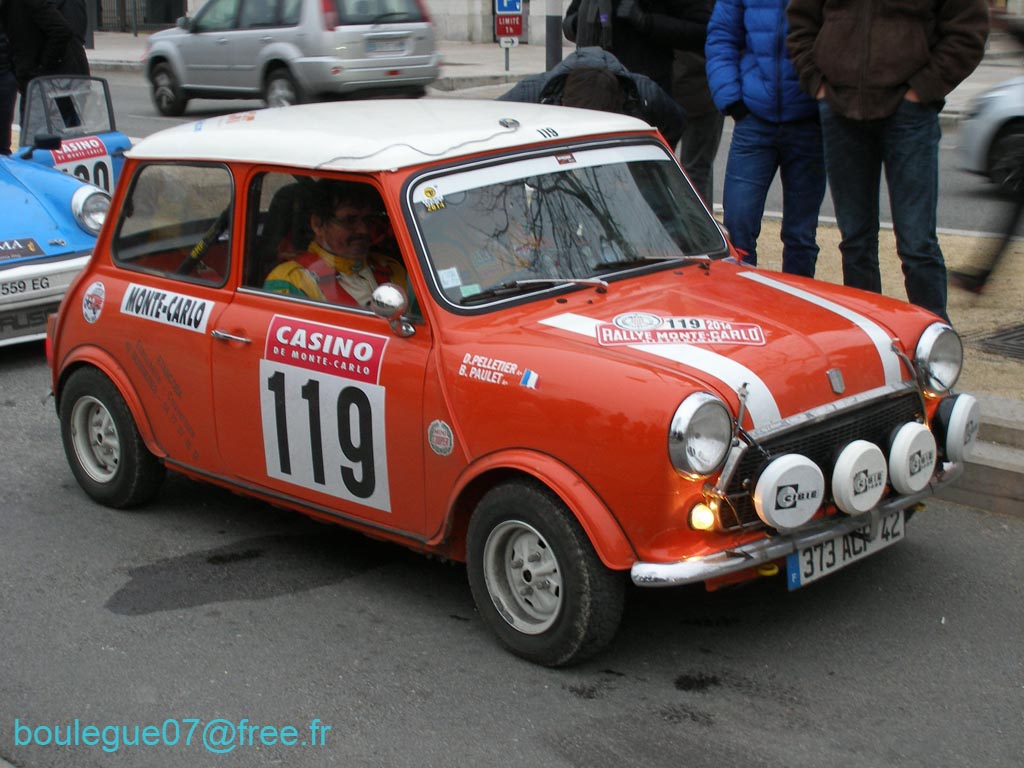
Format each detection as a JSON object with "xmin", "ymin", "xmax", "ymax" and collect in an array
[{"xmin": 950, "ymin": 270, "xmax": 987, "ymax": 294}]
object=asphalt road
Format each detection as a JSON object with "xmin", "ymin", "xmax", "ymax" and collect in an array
[
  {"xmin": 99, "ymin": 70, "xmax": 1014, "ymax": 237},
  {"xmin": 1, "ymin": 338, "xmax": 1022, "ymax": 768}
]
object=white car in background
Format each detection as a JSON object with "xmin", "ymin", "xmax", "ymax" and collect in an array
[
  {"xmin": 959, "ymin": 74, "xmax": 1024, "ymax": 193},
  {"xmin": 143, "ymin": 0, "xmax": 440, "ymax": 116}
]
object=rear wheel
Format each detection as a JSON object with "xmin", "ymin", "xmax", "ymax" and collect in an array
[
  {"xmin": 264, "ymin": 69, "xmax": 302, "ymax": 108},
  {"xmin": 466, "ymin": 480, "xmax": 625, "ymax": 667},
  {"xmin": 150, "ymin": 63, "xmax": 188, "ymax": 117},
  {"xmin": 59, "ymin": 368, "xmax": 165, "ymax": 509}
]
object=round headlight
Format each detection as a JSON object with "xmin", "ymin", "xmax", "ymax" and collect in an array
[
  {"xmin": 914, "ymin": 323, "xmax": 963, "ymax": 394},
  {"xmin": 71, "ymin": 186, "xmax": 111, "ymax": 234},
  {"xmin": 669, "ymin": 392, "xmax": 733, "ymax": 477}
]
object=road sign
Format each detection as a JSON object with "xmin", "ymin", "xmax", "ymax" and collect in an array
[
  {"xmin": 499, "ymin": 37, "xmax": 520, "ymax": 49},
  {"xmin": 496, "ymin": 0, "xmax": 523, "ymax": 13},
  {"xmin": 496, "ymin": 13, "xmax": 523, "ymax": 37}
]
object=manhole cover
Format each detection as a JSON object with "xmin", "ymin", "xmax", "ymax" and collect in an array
[{"xmin": 964, "ymin": 323, "xmax": 1024, "ymax": 361}]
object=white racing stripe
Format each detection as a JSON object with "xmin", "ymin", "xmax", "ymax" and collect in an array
[
  {"xmin": 738, "ymin": 271, "xmax": 903, "ymax": 384},
  {"xmin": 539, "ymin": 313, "xmax": 782, "ymax": 428}
]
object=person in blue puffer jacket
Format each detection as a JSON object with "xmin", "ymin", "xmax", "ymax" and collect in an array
[{"xmin": 705, "ymin": 0, "xmax": 825, "ymax": 277}]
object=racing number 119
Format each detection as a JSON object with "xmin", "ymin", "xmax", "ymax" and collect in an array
[{"xmin": 266, "ymin": 371, "xmax": 375, "ymax": 498}]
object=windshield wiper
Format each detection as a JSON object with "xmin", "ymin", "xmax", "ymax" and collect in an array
[
  {"xmin": 591, "ymin": 253, "xmax": 712, "ymax": 272},
  {"xmin": 460, "ymin": 277, "xmax": 608, "ymax": 306}
]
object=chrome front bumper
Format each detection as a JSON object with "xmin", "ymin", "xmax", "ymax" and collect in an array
[{"xmin": 630, "ymin": 461, "xmax": 965, "ymax": 587}]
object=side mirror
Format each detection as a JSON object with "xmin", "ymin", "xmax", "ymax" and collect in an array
[
  {"xmin": 22, "ymin": 133, "xmax": 62, "ymax": 158},
  {"xmin": 370, "ymin": 283, "xmax": 414, "ymax": 337},
  {"xmin": 177, "ymin": 16, "xmax": 194, "ymax": 32}
]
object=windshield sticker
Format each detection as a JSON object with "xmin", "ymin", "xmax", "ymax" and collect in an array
[
  {"xmin": 438, "ymin": 267, "xmax": 462, "ymax": 289},
  {"xmin": 458, "ymin": 353, "xmax": 534, "ymax": 386},
  {"xmin": 82, "ymin": 281, "xmax": 105, "ymax": 323},
  {"xmin": 598, "ymin": 313, "xmax": 766, "ymax": 346},
  {"xmin": 428, "ymin": 420, "xmax": 454, "ymax": 457},
  {"xmin": 266, "ymin": 315, "xmax": 388, "ymax": 385},
  {"xmin": 120, "ymin": 284, "xmax": 213, "ymax": 333},
  {"xmin": 0, "ymin": 238, "xmax": 44, "ymax": 259},
  {"xmin": 420, "ymin": 186, "xmax": 446, "ymax": 212}
]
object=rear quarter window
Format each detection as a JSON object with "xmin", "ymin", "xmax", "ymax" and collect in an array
[
  {"xmin": 112, "ymin": 163, "xmax": 234, "ymax": 287},
  {"xmin": 335, "ymin": 0, "xmax": 426, "ymax": 24}
]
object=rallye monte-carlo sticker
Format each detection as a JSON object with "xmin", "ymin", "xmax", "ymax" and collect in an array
[{"xmin": 259, "ymin": 315, "xmax": 391, "ymax": 512}]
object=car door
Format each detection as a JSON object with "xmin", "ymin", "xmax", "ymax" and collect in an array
[
  {"xmin": 182, "ymin": 0, "xmax": 243, "ymax": 90},
  {"xmin": 209, "ymin": 171, "xmax": 431, "ymax": 538},
  {"xmin": 228, "ymin": 0, "xmax": 283, "ymax": 92}
]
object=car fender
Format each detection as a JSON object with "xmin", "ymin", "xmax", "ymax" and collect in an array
[
  {"xmin": 258, "ymin": 42, "xmax": 309, "ymax": 88},
  {"xmin": 144, "ymin": 43, "xmax": 187, "ymax": 86},
  {"xmin": 55, "ymin": 346, "xmax": 167, "ymax": 460},
  {"xmin": 437, "ymin": 448, "xmax": 637, "ymax": 571}
]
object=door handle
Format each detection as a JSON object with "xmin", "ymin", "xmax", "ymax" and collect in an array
[{"xmin": 211, "ymin": 329, "xmax": 252, "ymax": 344}]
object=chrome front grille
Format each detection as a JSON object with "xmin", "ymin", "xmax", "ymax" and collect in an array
[{"xmin": 717, "ymin": 390, "xmax": 925, "ymax": 529}]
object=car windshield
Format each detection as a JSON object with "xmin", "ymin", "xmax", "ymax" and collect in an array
[
  {"xmin": 409, "ymin": 143, "xmax": 727, "ymax": 307},
  {"xmin": 20, "ymin": 77, "xmax": 114, "ymax": 143}
]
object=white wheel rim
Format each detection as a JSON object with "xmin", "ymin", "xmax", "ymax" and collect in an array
[
  {"xmin": 70, "ymin": 396, "xmax": 121, "ymax": 483},
  {"xmin": 266, "ymin": 79, "xmax": 296, "ymax": 108},
  {"xmin": 154, "ymin": 73, "xmax": 175, "ymax": 109},
  {"xmin": 482, "ymin": 520, "xmax": 563, "ymax": 635}
]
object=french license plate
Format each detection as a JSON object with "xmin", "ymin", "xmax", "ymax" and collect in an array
[
  {"xmin": 366, "ymin": 38, "xmax": 406, "ymax": 55},
  {"xmin": 786, "ymin": 509, "xmax": 905, "ymax": 590}
]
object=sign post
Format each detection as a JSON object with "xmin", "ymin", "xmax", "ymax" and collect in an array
[{"xmin": 495, "ymin": 0, "xmax": 523, "ymax": 72}]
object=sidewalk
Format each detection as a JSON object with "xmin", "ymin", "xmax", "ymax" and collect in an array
[{"xmin": 56, "ymin": 32, "xmax": 1024, "ymax": 513}]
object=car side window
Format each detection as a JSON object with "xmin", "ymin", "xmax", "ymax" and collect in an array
[
  {"xmin": 112, "ymin": 163, "xmax": 234, "ymax": 287},
  {"xmin": 244, "ymin": 171, "xmax": 410, "ymax": 311},
  {"xmin": 240, "ymin": 0, "xmax": 278, "ymax": 28},
  {"xmin": 195, "ymin": 0, "xmax": 242, "ymax": 32},
  {"xmin": 280, "ymin": 0, "xmax": 302, "ymax": 25}
]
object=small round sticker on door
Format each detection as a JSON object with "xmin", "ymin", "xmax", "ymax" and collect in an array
[
  {"xmin": 82, "ymin": 281, "xmax": 105, "ymax": 323},
  {"xmin": 428, "ymin": 420, "xmax": 454, "ymax": 457}
]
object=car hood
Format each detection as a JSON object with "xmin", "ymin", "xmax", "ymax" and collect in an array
[
  {"xmin": 0, "ymin": 158, "xmax": 96, "ymax": 265},
  {"xmin": 518, "ymin": 264, "xmax": 934, "ymax": 431}
]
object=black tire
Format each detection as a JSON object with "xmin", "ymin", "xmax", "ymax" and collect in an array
[
  {"xmin": 150, "ymin": 62, "xmax": 188, "ymax": 117},
  {"xmin": 264, "ymin": 69, "xmax": 302, "ymax": 108},
  {"xmin": 59, "ymin": 368, "xmax": 165, "ymax": 509},
  {"xmin": 466, "ymin": 480, "xmax": 625, "ymax": 667},
  {"xmin": 988, "ymin": 122, "xmax": 1024, "ymax": 195}
]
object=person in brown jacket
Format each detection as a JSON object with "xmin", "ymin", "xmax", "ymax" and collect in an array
[{"xmin": 786, "ymin": 0, "xmax": 989, "ymax": 323}]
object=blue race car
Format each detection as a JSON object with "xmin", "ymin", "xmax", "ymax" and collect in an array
[
  {"xmin": 1, "ymin": 77, "xmax": 124, "ymax": 347},
  {"xmin": 15, "ymin": 76, "xmax": 131, "ymax": 193}
]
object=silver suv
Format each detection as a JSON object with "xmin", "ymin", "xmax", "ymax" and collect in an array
[{"xmin": 143, "ymin": 0, "xmax": 440, "ymax": 116}]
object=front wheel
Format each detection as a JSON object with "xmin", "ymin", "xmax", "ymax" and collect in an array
[
  {"xmin": 150, "ymin": 63, "xmax": 188, "ymax": 117},
  {"xmin": 59, "ymin": 367, "xmax": 165, "ymax": 509},
  {"xmin": 988, "ymin": 122, "xmax": 1024, "ymax": 195},
  {"xmin": 466, "ymin": 481, "xmax": 625, "ymax": 667}
]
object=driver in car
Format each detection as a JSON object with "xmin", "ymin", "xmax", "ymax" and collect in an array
[{"xmin": 263, "ymin": 180, "xmax": 407, "ymax": 307}]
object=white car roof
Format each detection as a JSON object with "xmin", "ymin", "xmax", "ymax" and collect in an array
[{"xmin": 127, "ymin": 99, "xmax": 655, "ymax": 172}]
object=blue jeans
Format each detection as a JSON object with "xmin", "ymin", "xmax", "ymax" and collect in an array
[
  {"xmin": 819, "ymin": 99, "xmax": 948, "ymax": 322},
  {"xmin": 722, "ymin": 113, "xmax": 826, "ymax": 277}
]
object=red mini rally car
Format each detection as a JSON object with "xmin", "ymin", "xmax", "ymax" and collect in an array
[{"xmin": 47, "ymin": 100, "xmax": 979, "ymax": 666}]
